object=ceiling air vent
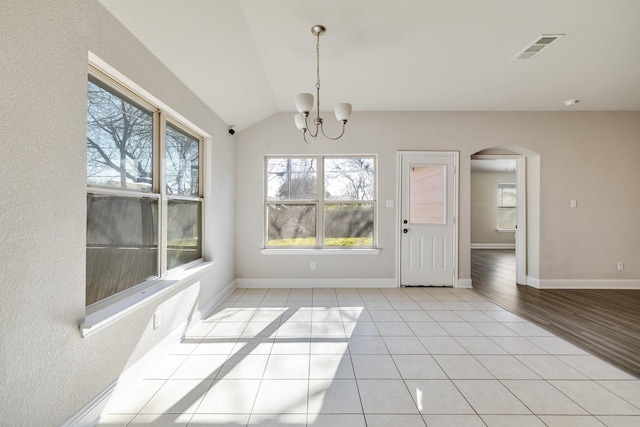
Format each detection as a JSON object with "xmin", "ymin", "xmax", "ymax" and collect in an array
[{"xmin": 512, "ymin": 34, "xmax": 564, "ymax": 60}]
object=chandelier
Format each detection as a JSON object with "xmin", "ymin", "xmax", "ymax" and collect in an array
[{"xmin": 294, "ymin": 25, "xmax": 352, "ymax": 144}]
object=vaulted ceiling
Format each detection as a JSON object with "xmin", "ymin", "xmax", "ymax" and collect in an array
[{"xmin": 99, "ymin": 0, "xmax": 640, "ymax": 130}]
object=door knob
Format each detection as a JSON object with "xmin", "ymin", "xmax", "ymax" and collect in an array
[
  {"xmin": 403, "ymin": 229, "xmax": 408, "ymax": 233},
  {"xmin": 403, "ymin": 220, "xmax": 408, "ymax": 224}
]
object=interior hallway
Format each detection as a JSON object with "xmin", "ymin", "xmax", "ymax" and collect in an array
[{"xmin": 91, "ymin": 285, "xmax": 640, "ymax": 426}]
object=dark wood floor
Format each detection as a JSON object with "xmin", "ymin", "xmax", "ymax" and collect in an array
[{"xmin": 471, "ymin": 249, "xmax": 640, "ymax": 377}]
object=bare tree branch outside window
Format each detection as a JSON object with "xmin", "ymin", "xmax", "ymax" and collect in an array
[
  {"xmin": 267, "ymin": 158, "xmax": 317, "ymax": 201},
  {"xmin": 87, "ymin": 78, "xmax": 153, "ymax": 190},
  {"xmin": 324, "ymin": 158, "xmax": 374, "ymax": 200},
  {"xmin": 166, "ymin": 123, "xmax": 199, "ymax": 196}
]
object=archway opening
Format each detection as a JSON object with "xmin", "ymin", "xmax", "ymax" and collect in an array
[{"xmin": 470, "ymin": 145, "xmax": 540, "ymax": 290}]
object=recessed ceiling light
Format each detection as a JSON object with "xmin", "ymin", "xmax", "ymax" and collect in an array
[{"xmin": 564, "ymin": 99, "xmax": 580, "ymax": 106}]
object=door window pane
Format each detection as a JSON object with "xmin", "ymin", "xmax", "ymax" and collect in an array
[
  {"xmin": 166, "ymin": 124, "xmax": 200, "ymax": 196},
  {"xmin": 87, "ymin": 78, "xmax": 153, "ymax": 191},
  {"xmin": 86, "ymin": 194, "xmax": 158, "ymax": 305},
  {"xmin": 324, "ymin": 203, "xmax": 374, "ymax": 246},
  {"xmin": 267, "ymin": 203, "xmax": 316, "ymax": 246},
  {"xmin": 410, "ymin": 165, "xmax": 445, "ymax": 225}
]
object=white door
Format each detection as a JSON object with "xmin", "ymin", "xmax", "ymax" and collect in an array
[{"xmin": 400, "ymin": 152, "xmax": 457, "ymax": 286}]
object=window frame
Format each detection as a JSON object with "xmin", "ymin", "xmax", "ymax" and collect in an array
[
  {"xmin": 86, "ymin": 63, "xmax": 206, "ymax": 311},
  {"xmin": 264, "ymin": 155, "xmax": 377, "ymax": 250}
]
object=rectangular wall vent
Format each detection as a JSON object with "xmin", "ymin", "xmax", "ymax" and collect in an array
[{"xmin": 512, "ymin": 34, "xmax": 564, "ymax": 60}]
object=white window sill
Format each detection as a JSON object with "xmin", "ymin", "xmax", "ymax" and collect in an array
[
  {"xmin": 260, "ymin": 248, "xmax": 381, "ymax": 256},
  {"xmin": 496, "ymin": 229, "xmax": 516, "ymax": 233},
  {"xmin": 80, "ymin": 260, "xmax": 214, "ymax": 338}
]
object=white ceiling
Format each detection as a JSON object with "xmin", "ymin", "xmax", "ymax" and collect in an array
[{"xmin": 99, "ymin": 0, "xmax": 640, "ymax": 130}]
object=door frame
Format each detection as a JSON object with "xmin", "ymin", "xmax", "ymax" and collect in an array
[
  {"xmin": 396, "ymin": 151, "xmax": 459, "ymax": 288},
  {"xmin": 471, "ymin": 154, "xmax": 527, "ymax": 285}
]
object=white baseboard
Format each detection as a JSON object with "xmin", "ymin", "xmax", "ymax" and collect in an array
[
  {"xmin": 456, "ymin": 278, "xmax": 473, "ymax": 289},
  {"xmin": 194, "ymin": 280, "xmax": 237, "ymax": 321},
  {"xmin": 236, "ymin": 278, "xmax": 397, "ymax": 288},
  {"xmin": 236, "ymin": 278, "xmax": 476, "ymax": 289},
  {"xmin": 527, "ymin": 276, "xmax": 540, "ymax": 288},
  {"xmin": 534, "ymin": 279, "xmax": 640, "ymax": 290},
  {"xmin": 471, "ymin": 243, "xmax": 516, "ymax": 250},
  {"xmin": 63, "ymin": 280, "xmax": 237, "ymax": 427}
]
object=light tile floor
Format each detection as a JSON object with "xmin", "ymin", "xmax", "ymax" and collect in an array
[{"xmin": 95, "ymin": 288, "xmax": 640, "ymax": 426}]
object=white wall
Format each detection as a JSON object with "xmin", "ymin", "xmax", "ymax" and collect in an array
[
  {"xmin": 0, "ymin": 1, "xmax": 235, "ymax": 425},
  {"xmin": 471, "ymin": 171, "xmax": 517, "ymax": 246},
  {"xmin": 236, "ymin": 111, "xmax": 640, "ymax": 285}
]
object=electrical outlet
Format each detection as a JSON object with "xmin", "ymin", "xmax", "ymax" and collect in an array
[
  {"xmin": 153, "ymin": 309, "xmax": 161, "ymax": 329},
  {"xmin": 570, "ymin": 199, "xmax": 577, "ymax": 208},
  {"xmin": 617, "ymin": 262, "xmax": 624, "ymax": 271},
  {"xmin": 310, "ymin": 261, "xmax": 316, "ymax": 270}
]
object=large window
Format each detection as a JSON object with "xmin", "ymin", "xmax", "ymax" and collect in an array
[
  {"xmin": 497, "ymin": 182, "xmax": 516, "ymax": 231},
  {"xmin": 266, "ymin": 156, "xmax": 375, "ymax": 248},
  {"xmin": 86, "ymin": 70, "xmax": 204, "ymax": 307}
]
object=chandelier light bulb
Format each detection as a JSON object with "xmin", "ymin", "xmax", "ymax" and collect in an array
[
  {"xmin": 334, "ymin": 103, "xmax": 352, "ymax": 123},
  {"xmin": 294, "ymin": 113, "xmax": 307, "ymax": 131},
  {"xmin": 295, "ymin": 93, "xmax": 314, "ymax": 115}
]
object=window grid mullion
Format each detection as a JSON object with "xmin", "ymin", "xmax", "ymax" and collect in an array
[
  {"xmin": 199, "ymin": 136, "xmax": 204, "ymax": 199},
  {"xmin": 264, "ymin": 156, "xmax": 269, "ymax": 248},
  {"xmin": 158, "ymin": 111, "xmax": 168, "ymax": 277},
  {"xmin": 318, "ymin": 156, "xmax": 324, "ymax": 248}
]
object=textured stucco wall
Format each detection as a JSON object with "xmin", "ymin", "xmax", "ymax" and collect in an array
[{"xmin": 0, "ymin": 1, "xmax": 235, "ymax": 425}]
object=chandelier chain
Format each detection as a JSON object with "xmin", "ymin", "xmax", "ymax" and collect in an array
[{"xmin": 316, "ymin": 31, "xmax": 321, "ymax": 90}]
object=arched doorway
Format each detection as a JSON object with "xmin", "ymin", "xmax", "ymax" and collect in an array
[{"xmin": 470, "ymin": 146, "xmax": 540, "ymax": 288}]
